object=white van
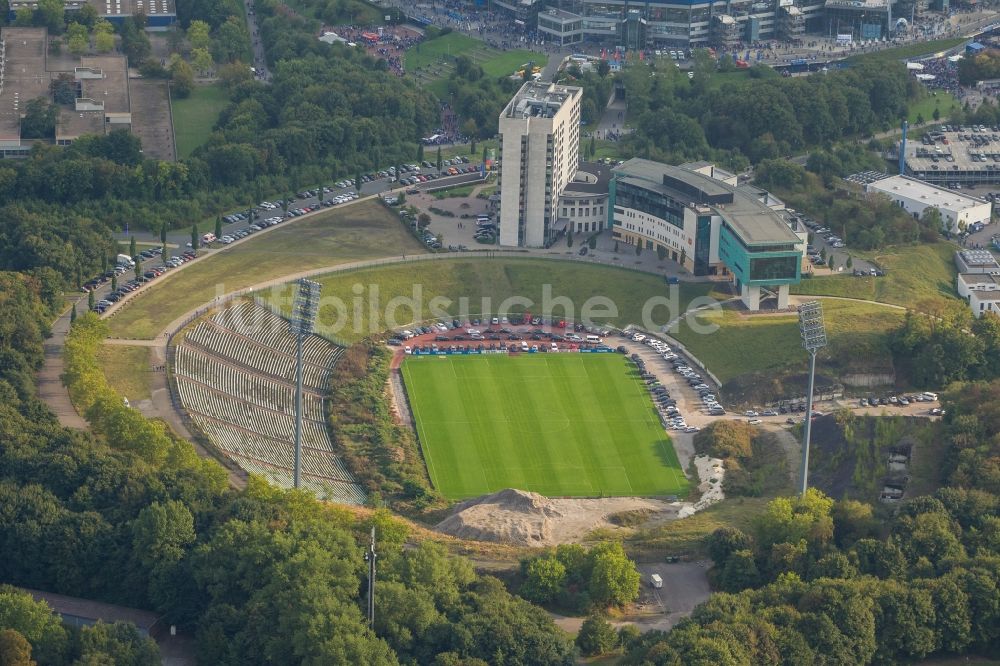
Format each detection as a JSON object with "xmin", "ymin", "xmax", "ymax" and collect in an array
[
  {"xmin": 650, "ymin": 574, "xmax": 663, "ymax": 589},
  {"xmin": 586, "ymin": 334, "xmax": 601, "ymax": 343},
  {"xmin": 116, "ymin": 253, "xmax": 135, "ymax": 267}
]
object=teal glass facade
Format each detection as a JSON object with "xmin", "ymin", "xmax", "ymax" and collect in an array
[{"xmin": 718, "ymin": 223, "xmax": 801, "ymax": 291}]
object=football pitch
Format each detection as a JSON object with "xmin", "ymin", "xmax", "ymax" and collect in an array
[{"xmin": 401, "ymin": 353, "xmax": 689, "ymax": 500}]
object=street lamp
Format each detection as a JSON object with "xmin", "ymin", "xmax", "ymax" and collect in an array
[
  {"xmin": 798, "ymin": 300, "xmax": 827, "ymax": 497},
  {"xmin": 289, "ymin": 279, "xmax": 322, "ymax": 489}
]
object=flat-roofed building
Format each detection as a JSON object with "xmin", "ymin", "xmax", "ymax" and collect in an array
[
  {"xmin": 955, "ymin": 249, "xmax": 1000, "ymax": 274},
  {"xmin": 610, "ymin": 158, "xmax": 804, "ymax": 310},
  {"xmin": 0, "ymin": 28, "xmax": 50, "ymax": 156},
  {"xmin": 498, "ymin": 81, "xmax": 582, "ymax": 247},
  {"xmin": 867, "ymin": 174, "xmax": 992, "ymax": 233},
  {"xmin": 957, "ymin": 272, "xmax": 1000, "ymax": 318},
  {"xmin": 10, "ymin": 0, "xmax": 177, "ymax": 28}
]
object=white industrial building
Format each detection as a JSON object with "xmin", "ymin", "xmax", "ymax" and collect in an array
[
  {"xmin": 498, "ymin": 81, "xmax": 582, "ymax": 247},
  {"xmin": 866, "ymin": 175, "xmax": 992, "ymax": 234},
  {"xmin": 957, "ymin": 273, "xmax": 1000, "ymax": 318}
]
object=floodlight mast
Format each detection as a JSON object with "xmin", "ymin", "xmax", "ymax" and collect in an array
[
  {"xmin": 364, "ymin": 526, "xmax": 377, "ymax": 628},
  {"xmin": 798, "ymin": 301, "xmax": 827, "ymax": 497},
  {"xmin": 289, "ymin": 279, "xmax": 321, "ymax": 489}
]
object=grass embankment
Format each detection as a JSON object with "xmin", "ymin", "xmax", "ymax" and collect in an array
[
  {"xmin": 843, "ymin": 37, "xmax": 967, "ymax": 65},
  {"xmin": 626, "ymin": 497, "xmax": 771, "ymax": 557},
  {"xmin": 403, "ymin": 354, "xmax": 688, "ymax": 499},
  {"xmin": 96, "ymin": 345, "xmax": 151, "ymax": 401},
  {"xmin": 672, "ymin": 300, "xmax": 905, "ymax": 398},
  {"xmin": 107, "ymin": 201, "xmax": 426, "ymax": 340},
  {"xmin": 170, "ymin": 84, "xmax": 230, "ymax": 159},
  {"xmin": 263, "ymin": 258, "xmax": 722, "ymax": 344},
  {"xmin": 791, "ymin": 242, "xmax": 959, "ymax": 312}
]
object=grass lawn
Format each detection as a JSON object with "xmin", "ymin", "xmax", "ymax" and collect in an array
[
  {"xmin": 792, "ymin": 242, "xmax": 959, "ymax": 312},
  {"xmin": 480, "ymin": 49, "xmax": 548, "ymax": 78},
  {"xmin": 107, "ymin": 201, "xmax": 426, "ymax": 340},
  {"xmin": 906, "ymin": 91, "xmax": 960, "ymax": 124},
  {"xmin": 672, "ymin": 300, "xmax": 904, "ymax": 385},
  {"xmin": 96, "ymin": 344, "xmax": 152, "ymax": 401},
  {"xmin": 405, "ymin": 33, "xmax": 482, "ymax": 72},
  {"xmin": 171, "ymin": 84, "xmax": 230, "ymax": 159},
  {"xmin": 264, "ymin": 258, "xmax": 722, "ymax": 344},
  {"xmin": 402, "ymin": 354, "xmax": 688, "ymax": 499},
  {"xmin": 844, "ymin": 37, "xmax": 966, "ymax": 65}
]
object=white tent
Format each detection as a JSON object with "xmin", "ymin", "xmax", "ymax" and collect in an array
[{"xmin": 906, "ymin": 61, "xmax": 924, "ymax": 71}]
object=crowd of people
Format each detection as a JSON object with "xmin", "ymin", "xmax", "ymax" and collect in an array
[{"xmin": 325, "ymin": 25, "xmax": 424, "ymax": 75}]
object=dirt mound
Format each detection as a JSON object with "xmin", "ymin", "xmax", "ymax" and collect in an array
[{"xmin": 435, "ymin": 489, "xmax": 566, "ymax": 546}]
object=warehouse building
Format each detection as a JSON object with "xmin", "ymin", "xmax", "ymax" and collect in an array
[
  {"xmin": 957, "ymin": 273, "xmax": 1000, "ymax": 318},
  {"xmin": 867, "ymin": 175, "xmax": 992, "ymax": 234},
  {"xmin": 610, "ymin": 158, "xmax": 805, "ymax": 310}
]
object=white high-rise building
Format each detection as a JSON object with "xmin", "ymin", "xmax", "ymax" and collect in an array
[{"xmin": 498, "ymin": 81, "xmax": 582, "ymax": 247}]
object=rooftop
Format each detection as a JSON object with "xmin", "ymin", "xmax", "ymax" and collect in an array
[
  {"xmin": 0, "ymin": 28, "xmax": 50, "ymax": 143},
  {"xmin": 959, "ymin": 273, "xmax": 1000, "ymax": 285},
  {"xmin": 614, "ymin": 158, "xmax": 800, "ymax": 245},
  {"xmin": 80, "ymin": 56, "xmax": 129, "ymax": 113},
  {"xmin": 503, "ymin": 81, "xmax": 581, "ymax": 120},
  {"xmin": 16, "ymin": 0, "xmax": 179, "ymax": 16},
  {"xmin": 958, "ymin": 249, "xmax": 1000, "ymax": 267},
  {"xmin": 23, "ymin": 588, "xmax": 161, "ymax": 633},
  {"xmin": 904, "ymin": 129, "xmax": 1000, "ymax": 178},
  {"xmin": 539, "ymin": 7, "xmax": 583, "ymax": 21},
  {"xmin": 562, "ymin": 161, "xmax": 612, "ymax": 196},
  {"xmin": 868, "ymin": 174, "xmax": 988, "ymax": 210}
]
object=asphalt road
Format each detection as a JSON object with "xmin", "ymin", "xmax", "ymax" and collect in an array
[
  {"xmin": 243, "ymin": 1, "xmax": 270, "ymax": 82},
  {"xmin": 121, "ymin": 163, "xmax": 483, "ymax": 250}
]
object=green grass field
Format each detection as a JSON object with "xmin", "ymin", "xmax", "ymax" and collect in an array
[
  {"xmin": 672, "ymin": 300, "xmax": 904, "ymax": 384},
  {"xmin": 405, "ymin": 33, "xmax": 483, "ymax": 72},
  {"xmin": 107, "ymin": 200, "xmax": 426, "ymax": 339},
  {"xmin": 171, "ymin": 84, "xmax": 230, "ymax": 158},
  {"xmin": 844, "ymin": 37, "xmax": 966, "ymax": 65},
  {"xmin": 906, "ymin": 91, "xmax": 960, "ymax": 124},
  {"xmin": 402, "ymin": 354, "xmax": 688, "ymax": 499},
  {"xmin": 792, "ymin": 242, "xmax": 960, "ymax": 312},
  {"xmin": 264, "ymin": 258, "xmax": 722, "ymax": 344}
]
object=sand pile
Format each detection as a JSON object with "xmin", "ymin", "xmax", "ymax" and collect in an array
[
  {"xmin": 435, "ymin": 489, "xmax": 566, "ymax": 546},
  {"xmin": 435, "ymin": 457, "xmax": 728, "ymax": 547}
]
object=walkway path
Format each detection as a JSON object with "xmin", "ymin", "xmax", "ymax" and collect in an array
[{"xmin": 37, "ymin": 301, "xmax": 88, "ymax": 429}]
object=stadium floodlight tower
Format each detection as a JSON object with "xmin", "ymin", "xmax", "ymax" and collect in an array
[
  {"xmin": 798, "ymin": 300, "xmax": 827, "ymax": 497},
  {"xmin": 289, "ymin": 279, "xmax": 322, "ymax": 489}
]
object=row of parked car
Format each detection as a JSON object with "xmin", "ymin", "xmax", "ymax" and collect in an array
[
  {"xmin": 859, "ymin": 392, "xmax": 938, "ymax": 408},
  {"xmin": 90, "ymin": 248, "xmax": 199, "ymax": 313}
]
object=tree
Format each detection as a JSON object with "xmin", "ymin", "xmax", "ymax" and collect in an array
[
  {"xmin": 88, "ymin": 289, "xmax": 95, "ymax": 310},
  {"xmin": 169, "ymin": 56, "xmax": 194, "ymax": 98},
  {"xmin": 827, "ymin": 255, "xmax": 835, "ymax": 270},
  {"xmin": 679, "ymin": 248, "xmax": 686, "ymax": 268},
  {"xmin": 213, "ymin": 16, "xmax": 249, "ymax": 64},
  {"xmin": 68, "ymin": 32, "xmax": 88, "ymax": 56},
  {"xmin": 597, "ymin": 59, "xmax": 611, "ymax": 78},
  {"xmin": 111, "ymin": 274, "xmax": 117, "ymax": 291},
  {"xmin": 708, "ymin": 527, "xmax": 755, "ymax": 567},
  {"xmin": 589, "ymin": 135, "xmax": 596, "ymax": 159},
  {"xmin": 14, "ymin": 7, "xmax": 33, "ymax": 26},
  {"xmin": 436, "ymin": 146, "xmax": 443, "ymax": 172},
  {"xmin": 0, "ymin": 586, "xmax": 69, "ymax": 665},
  {"xmin": 50, "ymin": 73, "xmax": 77, "ymax": 105},
  {"xmin": 20, "ymin": 98, "xmax": 57, "ymax": 139},
  {"xmin": 470, "ymin": 138, "xmax": 476, "ymax": 155},
  {"xmin": 37, "ymin": 0, "xmax": 66, "ymax": 33},
  {"xmin": 635, "ymin": 243, "xmax": 642, "ymax": 256},
  {"xmin": 134, "ymin": 255, "xmax": 142, "ymax": 280},
  {"xmin": 567, "ymin": 231, "xmax": 573, "ymax": 247},
  {"xmin": 70, "ymin": 302, "xmax": 77, "ymax": 324},
  {"xmin": 159, "ymin": 222, "xmax": 167, "ymax": 245},
  {"xmin": 191, "ymin": 47, "xmax": 214, "ymax": 74},
  {"xmin": 846, "ymin": 255, "xmax": 853, "ymax": 270},
  {"xmin": 0, "ymin": 629, "xmax": 33, "ymax": 666},
  {"xmin": 588, "ymin": 542, "xmax": 640, "ymax": 607},
  {"xmin": 719, "ymin": 549, "xmax": 760, "ymax": 591},
  {"xmin": 94, "ymin": 29, "xmax": 114, "ymax": 53},
  {"xmin": 520, "ymin": 555, "xmax": 566, "ymax": 604},
  {"xmin": 417, "ymin": 213, "xmax": 431, "ymax": 229},
  {"xmin": 191, "ymin": 224, "xmax": 199, "ymax": 252},
  {"xmin": 417, "ymin": 143, "xmax": 424, "ymax": 162},
  {"xmin": 129, "ymin": 236, "xmax": 137, "ymax": 259},
  {"xmin": 186, "ymin": 19, "xmax": 211, "ymax": 50},
  {"xmin": 588, "ymin": 235, "xmax": 597, "ymax": 250},
  {"xmin": 933, "ymin": 107, "xmax": 941, "ymax": 121},
  {"xmin": 576, "ymin": 614, "xmax": 617, "ymax": 656},
  {"xmin": 214, "ymin": 217, "xmax": 222, "ymax": 240}
]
